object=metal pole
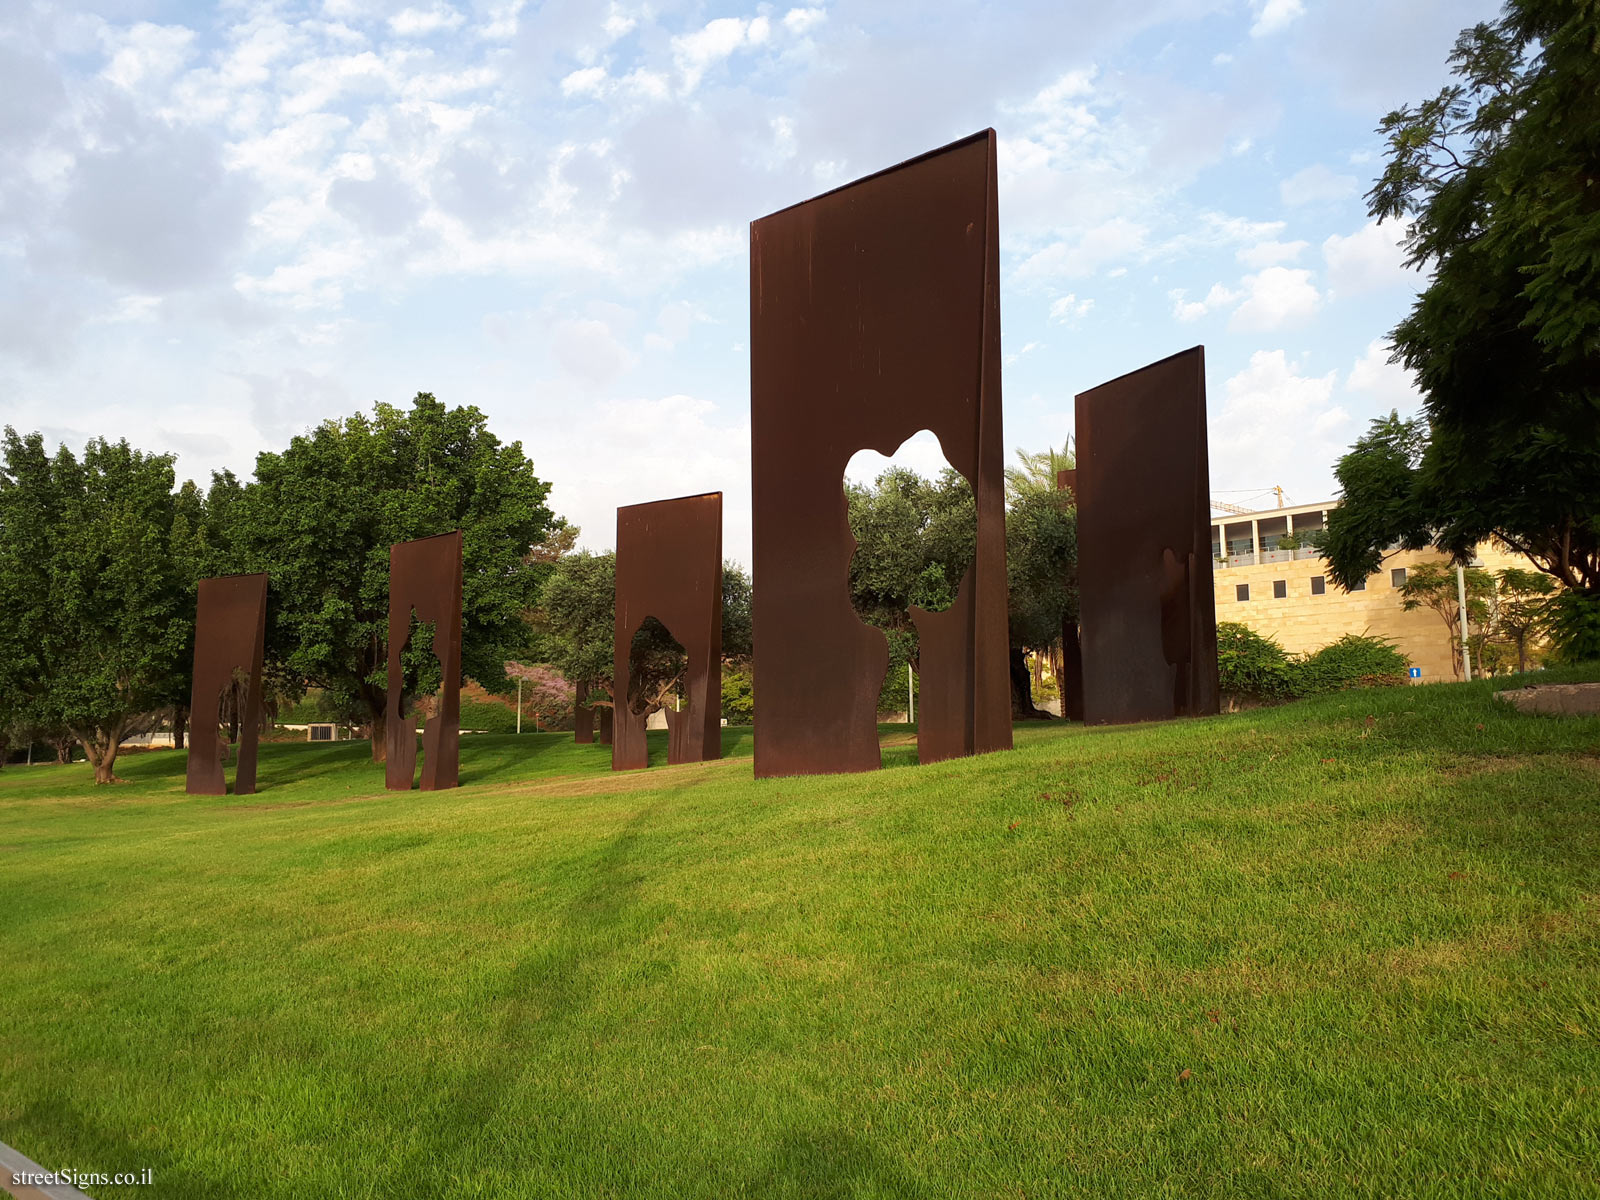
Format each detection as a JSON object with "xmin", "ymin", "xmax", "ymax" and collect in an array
[
  {"xmin": 907, "ymin": 663, "xmax": 914, "ymax": 724},
  {"xmin": 516, "ymin": 678, "xmax": 522, "ymax": 734},
  {"xmin": 1455, "ymin": 564, "xmax": 1474, "ymax": 681}
]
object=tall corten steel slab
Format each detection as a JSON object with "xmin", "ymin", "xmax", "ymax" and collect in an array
[
  {"xmin": 186, "ymin": 573, "xmax": 268, "ymax": 795},
  {"xmin": 750, "ymin": 130, "xmax": 1011, "ymax": 777},
  {"xmin": 612, "ymin": 492, "xmax": 723, "ymax": 772},
  {"xmin": 385, "ymin": 531, "xmax": 464, "ymax": 790},
  {"xmin": 1074, "ymin": 347, "xmax": 1219, "ymax": 725},
  {"xmin": 1055, "ymin": 469, "xmax": 1085, "ymax": 723}
]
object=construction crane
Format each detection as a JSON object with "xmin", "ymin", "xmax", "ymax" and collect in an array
[{"xmin": 1211, "ymin": 486, "xmax": 1288, "ymax": 516}]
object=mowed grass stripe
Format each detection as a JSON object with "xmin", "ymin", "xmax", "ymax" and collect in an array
[{"xmin": 1, "ymin": 670, "xmax": 1598, "ymax": 1198}]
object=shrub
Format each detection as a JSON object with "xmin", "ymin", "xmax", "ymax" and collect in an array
[
  {"xmin": 722, "ymin": 666, "xmax": 754, "ymax": 724},
  {"xmin": 1291, "ymin": 634, "xmax": 1410, "ymax": 696},
  {"xmin": 1548, "ymin": 591, "xmax": 1600, "ymax": 665},
  {"xmin": 1216, "ymin": 622, "xmax": 1295, "ymax": 702}
]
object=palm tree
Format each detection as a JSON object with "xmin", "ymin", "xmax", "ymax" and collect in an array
[{"xmin": 1004, "ymin": 438, "xmax": 1075, "ymax": 503}]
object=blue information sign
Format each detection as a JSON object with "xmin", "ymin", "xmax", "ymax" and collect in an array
[{"xmin": 1409, "ymin": 667, "xmax": 1422, "ymax": 678}]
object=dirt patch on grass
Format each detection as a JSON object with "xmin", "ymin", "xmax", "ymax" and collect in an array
[{"xmin": 1440, "ymin": 756, "xmax": 1530, "ymax": 779}]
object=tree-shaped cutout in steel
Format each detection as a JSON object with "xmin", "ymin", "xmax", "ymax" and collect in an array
[
  {"xmin": 612, "ymin": 493, "xmax": 723, "ymax": 772},
  {"xmin": 749, "ymin": 130, "xmax": 1011, "ymax": 777}
]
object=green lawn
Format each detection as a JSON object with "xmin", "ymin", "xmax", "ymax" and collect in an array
[{"xmin": 2, "ymin": 671, "xmax": 1598, "ymax": 1198}]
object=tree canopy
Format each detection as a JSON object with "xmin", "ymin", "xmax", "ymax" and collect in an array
[
  {"xmin": 226, "ymin": 394, "xmax": 554, "ymax": 759},
  {"xmin": 1323, "ymin": 0, "xmax": 1600, "ymax": 618},
  {"xmin": 0, "ymin": 429, "xmax": 200, "ymax": 782},
  {"xmin": 845, "ymin": 458, "xmax": 1077, "ymax": 716},
  {"xmin": 535, "ymin": 551, "xmax": 753, "ymax": 718}
]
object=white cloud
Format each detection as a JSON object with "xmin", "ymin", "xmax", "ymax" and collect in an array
[
  {"xmin": 783, "ymin": 8, "xmax": 827, "ymax": 35},
  {"xmin": 1280, "ymin": 163, "xmax": 1358, "ymax": 207},
  {"xmin": 1229, "ymin": 267, "xmax": 1321, "ymax": 331},
  {"xmin": 1322, "ymin": 220, "xmax": 1414, "ymax": 296},
  {"xmin": 101, "ymin": 22, "xmax": 197, "ymax": 91},
  {"xmin": 541, "ymin": 393, "xmax": 752, "ymax": 562},
  {"xmin": 1170, "ymin": 282, "xmax": 1239, "ymax": 322},
  {"xmin": 551, "ymin": 317, "xmax": 637, "ymax": 387},
  {"xmin": 1345, "ymin": 337, "xmax": 1421, "ymax": 410},
  {"xmin": 1012, "ymin": 218, "xmax": 1147, "ymax": 283},
  {"xmin": 1048, "ymin": 294, "xmax": 1093, "ymax": 324},
  {"xmin": 672, "ymin": 16, "xmax": 765, "ymax": 91},
  {"xmin": 388, "ymin": 5, "xmax": 465, "ymax": 36},
  {"xmin": 602, "ymin": 5, "xmax": 636, "ymax": 39},
  {"xmin": 1212, "ymin": 351, "xmax": 1346, "ymax": 495},
  {"xmin": 1237, "ymin": 238, "xmax": 1307, "ymax": 268},
  {"xmin": 561, "ymin": 66, "xmax": 607, "ymax": 97},
  {"xmin": 1251, "ymin": 0, "xmax": 1305, "ymax": 37}
]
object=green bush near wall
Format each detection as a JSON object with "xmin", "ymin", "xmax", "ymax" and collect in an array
[{"xmin": 1217, "ymin": 622, "xmax": 1410, "ymax": 704}]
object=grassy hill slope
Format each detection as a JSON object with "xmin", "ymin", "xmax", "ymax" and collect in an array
[{"xmin": 2, "ymin": 671, "xmax": 1597, "ymax": 1198}]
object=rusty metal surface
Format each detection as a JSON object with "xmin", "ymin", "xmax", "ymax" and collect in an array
[
  {"xmin": 1055, "ymin": 469, "xmax": 1084, "ymax": 722},
  {"xmin": 749, "ymin": 130, "xmax": 1012, "ymax": 777},
  {"xmin": 1074, "ymin": 347, "xmax": 1219, "ymax": 725},
  {"xmin": 185, "ymin": 573, "xmax": 267, "ymax": 795},
  {"xmin": 597, "ymin": 705, "xmax": 613, "ymax": 745},
  {"xmin": 385, "ymin": 531, "xmax": 464, "ymax": 790},
  {"xmin": 573, "ymin": 703, "xmax": 594, "ymax": 744},
  {"xmin": 612, "ymin": 492, "xmax": 723, "ymax": 772}
]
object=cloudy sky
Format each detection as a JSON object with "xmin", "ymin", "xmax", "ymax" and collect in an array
[{"xmin": 1, "ymin": 0, "xmax": 1477, "ymax": 563}]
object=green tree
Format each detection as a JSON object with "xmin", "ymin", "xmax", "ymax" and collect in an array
[
  {"xmin": 1004, "ymin": 438, "xmax": 1074, "ymax": 502},
  {"xmin": 1398, "ymin": 561, "xmax": 1495, "ymax": 680},
  {"xmin": 227, "ymin": 395, "xmax": 554, "ymax": 760},
  {"xmin": 1004, "ymin": 486, "xmax": 1078, "ymax": 717},
  {"xmin": 1323, "ymin": 0, "xmax": 1600, "ymax": 625},
  {"xmin": 538, "ymin": 551, "xmax": 617, "ymax": 711},
  {"xmin": 1491, "ymin": 566, "xmax": 1556, "ymax": 673},
  {"xmin": 845, "ymin": 458, "xmax": 1077, "ymax": 717},
  {"xmin": 537, "ymin": 552, "xmax": 753, "ymax": 720},
  {"xmin": 0, "ymin": 430, "xmax": 200, "ymax": 783}
]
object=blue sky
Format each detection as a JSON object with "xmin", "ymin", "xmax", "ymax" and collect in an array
[{"xmin": 0, "ymin": 0, "xmax": 1482, "ymax": 564}]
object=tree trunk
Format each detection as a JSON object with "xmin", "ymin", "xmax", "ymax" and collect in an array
[
  {"xmin": 360, "ymin": 680, "xmax": 388, "ymax": 763},
  {"xmin": 53, "ymin": 738, "xmax": 73, "ymax": 764},
  {"xmin": 1009, "ymin": 645, "xmax": 1052, "ymax": 719},
  {"xmin": 1516, "ymin": 635, "xmax": 1527, "ymax": 674},
  {"xmin": 173, "ymin": 706, "xmax": 188, "ymax": 750},
  {"xmin": 72, "ymin": 724, "xmax": 123, "ymax": 784},
  {"xmin": 369, "ymin": 710, "xmax": 387, "ymax": 763}
]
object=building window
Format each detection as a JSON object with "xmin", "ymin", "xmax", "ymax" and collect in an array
[
  {"xmin": 1311, "ymin": 576, "xmax": 1326, "ymax": 595},
  {"xmin": 1236, "ymin": 584, "xmax": 1250, "ymax": 602},
  {"xmin": 1273, "ymin": 579, "xmax": 1287, "ymax": 599},
  {"xmin": 1391, "ymin": 567, "xmax": 1408, "ymax": 587},
  {"xmin": 1350, "ymin": 577, "xmax": 1366, "ymax": 592}
]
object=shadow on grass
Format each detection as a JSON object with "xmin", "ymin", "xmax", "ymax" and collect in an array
[
  {"xmin": 12, "ymin": 1093, "xmax": 235, "ymax": 1200},
  {"xmin": 1417, "ymin": 750, "xmax": 1600, "ymax": 885},
  {"xmin": 744, "ymin": 1129, "xmax": 930, "ymax": 1199}
]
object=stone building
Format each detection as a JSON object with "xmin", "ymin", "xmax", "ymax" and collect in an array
[{"xmin": 1210, "ymin": 500, "xmax": 1526, "ymax": 683}]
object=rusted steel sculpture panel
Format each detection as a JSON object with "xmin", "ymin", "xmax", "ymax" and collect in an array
[
  {"xmin": 1055, "ymin": 469, "xmax": 1085, "ymax": 722},
  {"xmin": 1074, "ymin": 347, "xmax": 1219, "ymax": 724},
  {"xmin": 573, "ymin": 702, "xmax": 594, "ymax": 744},
  {"xmin": 750, "ymin": 129, "xmax": 1011, "ymax": 777},
  {"xmin": 186, "ymin": 573, "xmax": 268, "ymax": 795},
  {"xmin": 385, "ymin": 531, "xmax": 464, "ymax": 790},
  {"xmin": 612, "ymin": 492, "xmax": 723, "ymax": 772},
  {"xmin": 597, "ymin": 706, "xmax": 613, "ymax": 745}
]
